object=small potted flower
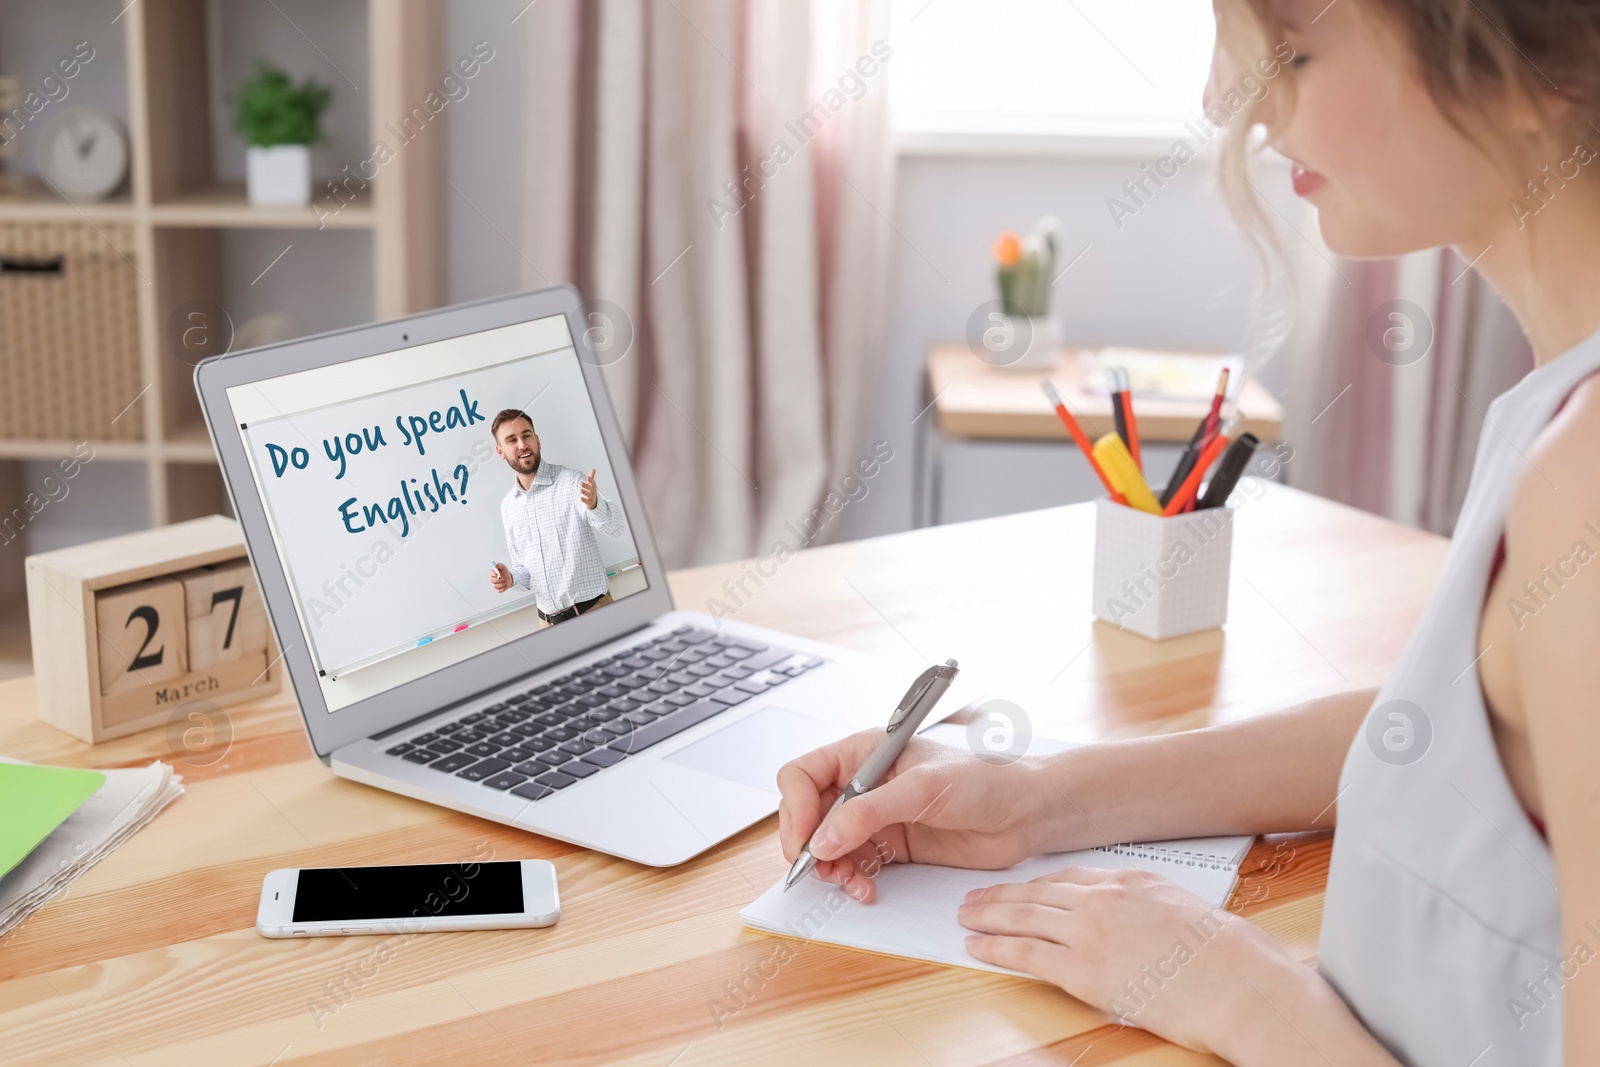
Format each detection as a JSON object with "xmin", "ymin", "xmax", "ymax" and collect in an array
[
  {"xmin": 234, "ymin": 63, "xmax": 330, "ymax": 206},
  {"xmin": 989, "ymin": 216, "xmax": 1063, "ymax": 371}
]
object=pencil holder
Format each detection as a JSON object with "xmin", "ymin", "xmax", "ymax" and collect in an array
[{"xmin": 1091, "ymin": 498, "xmax": 1233, "ymax": 640}]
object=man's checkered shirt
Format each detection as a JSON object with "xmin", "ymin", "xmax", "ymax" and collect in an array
[{"xmin": 501, "ymin": 460, "xmax": 623, "ymax": 614}]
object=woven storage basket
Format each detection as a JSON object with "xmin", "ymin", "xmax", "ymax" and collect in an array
[{"xmin": 0, "ymin": 221, "xmax": 143, "ymax": 441}]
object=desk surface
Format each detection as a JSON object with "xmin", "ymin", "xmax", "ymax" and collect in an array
[
  {"xmin": 928, "ymin": 345, "xmax": 1286, "ymax": 444},
  {"xmin": 0, "ymin": 486, "xmax": 1445, "ymax": 1066}
]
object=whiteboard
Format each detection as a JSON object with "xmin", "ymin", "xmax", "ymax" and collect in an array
[{"xmin": 241, "ymin": 348, "xmax": 639, "ymax": 676}]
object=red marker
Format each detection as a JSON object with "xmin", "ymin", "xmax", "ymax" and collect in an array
[
  {"xmin": 1163, "ymin": 415, "xmax": 1239, "ymax": 516},
  {"xmin": 1041, "ymin": 380, "xmax": 1127, "ymax": 506},
  {"xmin": 1201, "ymin": 367, "xmax": 1229, "ymax": 447}
]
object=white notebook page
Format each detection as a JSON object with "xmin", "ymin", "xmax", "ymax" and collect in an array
[
  {"xmin": 742, "ymin": 839, "xmax": 1247, "ymax": 978},
  {"xmin": 741, "ymin": 726, "xmax": 1252, "ymax": 977}
]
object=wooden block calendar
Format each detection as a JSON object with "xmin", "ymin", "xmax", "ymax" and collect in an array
[
  {"xmin": 94, "ymin": 576, "xmax": 189, "ymax": 697},
  {"xmin": 181, "ymin": 559, "xmax": 268, "ymax": 670},
  {"xmin": 25, "ymin": 516, "xmax": 281, "ymax": 744}
]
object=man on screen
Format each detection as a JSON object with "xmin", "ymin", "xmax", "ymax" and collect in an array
[{"xmin": 487, "ymin": 408, "xmax": 623, "ymax": 626}]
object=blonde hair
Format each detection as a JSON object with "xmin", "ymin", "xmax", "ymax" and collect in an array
[
  {"xmin": 1209, "ymin": 0, "xmax": 1600, "ymax": 374},
  {"xmin": 1213, "ymin": 0, "xmax": 1600, "ymax": 254},
  {"xmin": 1211, "ymin": 1, "xmax": 1294, "ymax": 271}
]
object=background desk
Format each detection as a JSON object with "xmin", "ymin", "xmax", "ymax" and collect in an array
[
  {"xmin": 916, "ymin": 346, "xmax": 1286, "ymax": 527},
  {"xmin": 0, "ymin": 485, "xmax": 1445, "ymax": 1066}
]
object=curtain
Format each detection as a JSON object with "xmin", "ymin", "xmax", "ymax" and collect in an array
[
  {"xmin": 1286, "ymin": 258, "xmax": 1398, "ymax": 518},
  {"xmin": 1420, "ymin": 250, "xmax": 1535, "ymax": 534},
  {"xmin": 520, "ymin": 0, "xmax": 895, "ymax": 569},
  {"xmin": 1282, "ymin": 246, "xmax": 1530, "ymax": 535}
]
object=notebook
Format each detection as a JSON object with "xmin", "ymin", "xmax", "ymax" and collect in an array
[
  {"xmin": 740, "ymin": 727, "xmax": 1252, "ymax": 978},
  {"xmin": 0, "ymin": 758, "xmax": 182, "ymax": 939},
  {"xmin": 0, "ymin": 762, "xmax": 106, "ymax": 879}
]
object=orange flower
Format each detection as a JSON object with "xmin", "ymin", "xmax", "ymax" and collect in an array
[{"xmin": 991, "ymin": 232, "xmax": 1022, "ymax": 266}]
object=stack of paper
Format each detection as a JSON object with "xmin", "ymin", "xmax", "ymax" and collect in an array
[{"xmin": 0, "ymin": 758, "xmax": 183, "ymax": 938}]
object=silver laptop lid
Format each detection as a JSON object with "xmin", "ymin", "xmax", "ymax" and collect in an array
[{"xmin": 195, "ymin": 286, "xmax": 671, "ymax": 758}]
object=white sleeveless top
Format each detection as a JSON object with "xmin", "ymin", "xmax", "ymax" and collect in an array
[{"xmin": 1320, "ymin": 329, "xmax": 1600, "ymax": 1066}]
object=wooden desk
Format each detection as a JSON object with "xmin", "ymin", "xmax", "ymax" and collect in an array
[
  {"xmin": 0, "ymin": 486, "xmax": 1446, "ymax": 1067},
  {"xmin": 916, "ymin": 346, "xmax": 1287, "ymax": 527}
]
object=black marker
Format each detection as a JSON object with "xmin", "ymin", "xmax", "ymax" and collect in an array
[{"xmin": 1197, "ymin": 433, "xmax": 1260, "ymax": 509}]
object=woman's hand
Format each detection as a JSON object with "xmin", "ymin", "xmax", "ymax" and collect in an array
[
  {"xmin": 776, "ymin": 730, "xmax": 1044, "ymax": 902},
  {"xmin": 958, "ymin": 868, "xmax": 1268, "ymax": 1052},
  {"xmin": 959, "ymin": 867, "xmax": 1396, "ymax": 1065}
]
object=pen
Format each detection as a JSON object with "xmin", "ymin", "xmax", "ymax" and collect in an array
[
  {"xmin": 1183, "ymin": 369, "xmax": 1234, "ymax": 513},
  {"xmin": 1197, "ymin": 433, "xmax": 1260, "ymax": 509},
  {"xmin": 784, "ymin": 658, "xmax": 960, "ymax": 891},
  {"xmin": 1117, "ymin": 368, "xmax": 1142, "ymax": 472},
  {"xmin": 1110, "ymin": 368, "xmax": 1131, "ymax": 458},
  {"xmin": 1162, "ymin": 415, "xmax": 1239, "ymax": 516},
  {"xmin": 1040, "ymin": 380, "xmax": 1127, "ymax": 506},
  {"xmin": 1160, "ymin": 431, "xmax": 1205, "ymax": 509},
  {"xmin": 1159, "ymin": 370, "xmax": 1229, "ymax": 509}
]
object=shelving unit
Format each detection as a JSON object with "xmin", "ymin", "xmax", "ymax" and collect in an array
[
  {"xmin": 0, "ymin": 0, "xmax": 446, "ymax": 665},
  {"xmin": 0, "ymin": 0, "xmax": 444, "ymax": 507}
]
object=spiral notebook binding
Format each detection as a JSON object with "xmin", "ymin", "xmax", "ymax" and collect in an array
[{"xmin": 1086, "ymin": 842, "xmax": 1240, "ymax": 873}]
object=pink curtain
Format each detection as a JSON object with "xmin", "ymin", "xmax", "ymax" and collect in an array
[
  {"xmin": 1293, "ymin": 259, "xmax": 1398, "ymax": 517},
  {"xmin": 1287, "ymin": 251, "xmax": 1530, "ymax": 535},
  {"xmin": 519, "ymin": 0, "xmax": 895, "ymax": 569},
  {"xmin": 1421, "ymin": 250, "xmax": 1535, "ymax": 534}
]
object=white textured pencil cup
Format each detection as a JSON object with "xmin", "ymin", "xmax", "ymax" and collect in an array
[{"xmin": 1092, "ymin": 498, "xmax": 1233, "ymax": 640}]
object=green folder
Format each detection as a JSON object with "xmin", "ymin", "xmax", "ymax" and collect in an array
[{"xmin": 0, "ymin": 763, "xmax": 107, "ymax": 880}]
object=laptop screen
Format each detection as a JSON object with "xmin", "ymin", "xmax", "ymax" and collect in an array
[{"xmin": 225, "ymin": 314, "xmax": 650, "ymax": 712}]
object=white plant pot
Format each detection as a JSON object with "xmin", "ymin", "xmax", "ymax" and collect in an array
[
  {"xmin": 995, "ymin": 313, "xmax": 1062, "ymax": 372},
  {"xmin": 246, "ymin": 144, "xmax": 311, "ymax": 206}
]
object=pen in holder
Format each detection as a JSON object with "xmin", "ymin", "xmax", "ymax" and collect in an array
[{"xmin": 1091, "ymin": 497, "xmax": 1233, "ymax": 640}]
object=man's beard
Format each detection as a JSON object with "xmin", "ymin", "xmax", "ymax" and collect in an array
[{"xmin": 505, "ymin": 448, "xmax": 539, "ymax": 475}]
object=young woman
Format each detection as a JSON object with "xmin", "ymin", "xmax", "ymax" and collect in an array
[{"xmin": 777, "ymin": 2, "xmax": 1600, "ymax": 1063}]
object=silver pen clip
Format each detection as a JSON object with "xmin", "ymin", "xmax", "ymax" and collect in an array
[{"xmin": 885, "ymin": 659, "xmax": 958, "ymax": 734}]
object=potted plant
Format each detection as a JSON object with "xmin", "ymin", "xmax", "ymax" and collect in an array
[
  {"xmin": 234, "ymin": 64, "xmax": 330, "ymax": 206},
  {"xmin": 990, "ymin": 216, "xmax": 1063, "ymax": 371}
]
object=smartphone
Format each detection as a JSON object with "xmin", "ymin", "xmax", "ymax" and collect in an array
[{"xmin": 256, "ymin": 859, "xmax": 559, "ymax": 938}]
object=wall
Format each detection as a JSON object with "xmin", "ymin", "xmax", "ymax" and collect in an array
[
  {"xmin": 15, "ymin": 1, "xmax": 1298, "ymax": 559},
  {"xmin": 431, "ymin": 5, "xmax": 1301, "ymax": 539},
  {"xmin": 837, "ymin": 146, "xmax": 1297, "ymax": 539}
]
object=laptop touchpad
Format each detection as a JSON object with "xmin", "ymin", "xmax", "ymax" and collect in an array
[{"xmin": 663, "ymin": 706, "xmax": 841, "ymax": 794}]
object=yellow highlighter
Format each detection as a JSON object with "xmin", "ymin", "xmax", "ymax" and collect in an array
[{"xmin": 1092, "ymin": 432, "xmax": 1163, "ymax": 515}]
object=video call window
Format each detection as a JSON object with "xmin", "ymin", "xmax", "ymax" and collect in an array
[{"xmin": 227, "ymin": 317, "xmax": 647, "ymax": 711}]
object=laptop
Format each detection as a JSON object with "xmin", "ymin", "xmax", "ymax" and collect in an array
[{"xmin": 195, "ymin": 285, "xmax": 900, "ymax": 866}]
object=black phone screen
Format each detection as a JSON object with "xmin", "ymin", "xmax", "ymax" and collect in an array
[{"xmin": 291, "ymin": 861, "xmax": 523, "ymax": 922}]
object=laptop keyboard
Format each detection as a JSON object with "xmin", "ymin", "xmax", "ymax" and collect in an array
[{"xmin": 378, "ymin": 626, "xmax": 825, "ymax": 803}]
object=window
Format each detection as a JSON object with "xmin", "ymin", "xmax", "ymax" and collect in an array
[{"xmin": 890, "ymin": 0, "xmax": 1217, "ymax": 145}]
